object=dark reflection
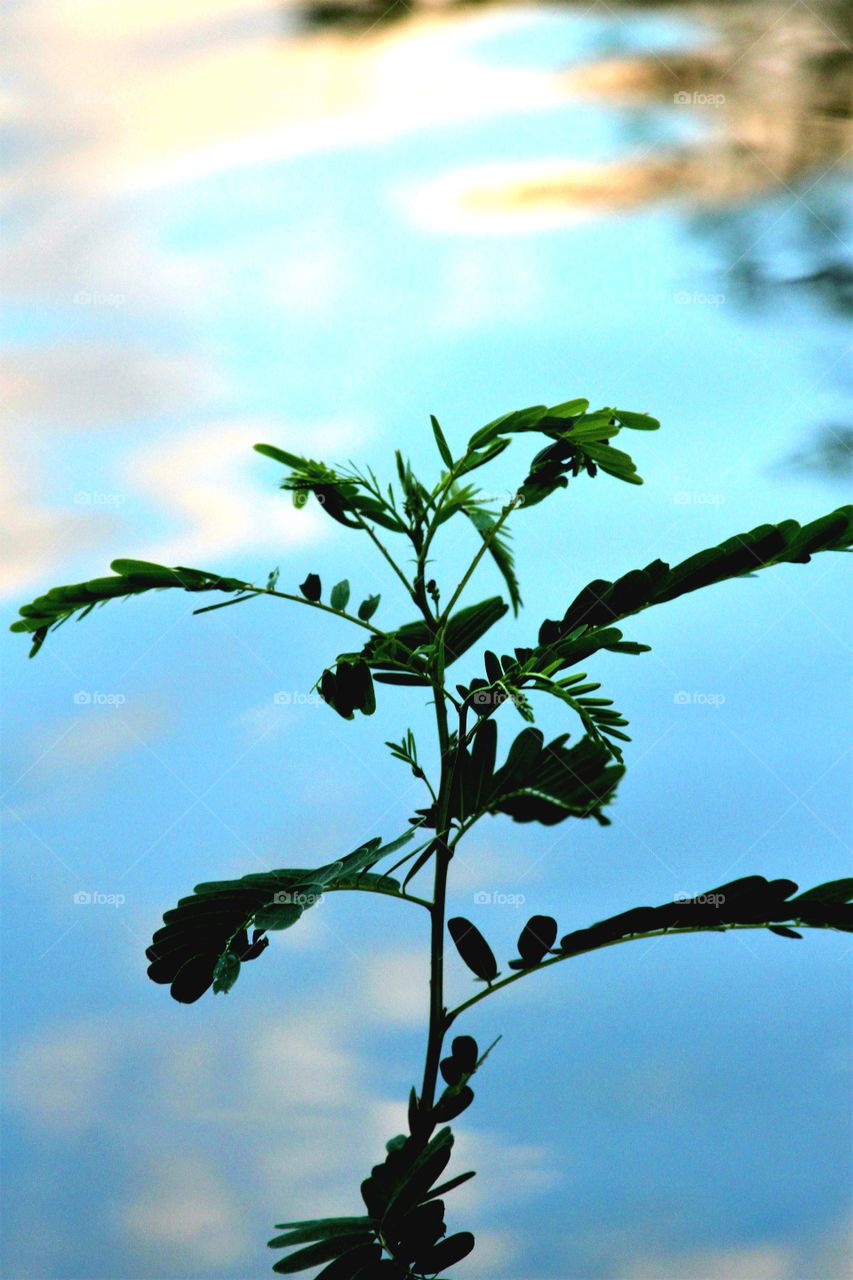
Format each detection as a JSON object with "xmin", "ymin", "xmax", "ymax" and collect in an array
[
  {"xmin": 434, "ymin": 0, "xmax": 851, "ymax": 223},
  {"xmin": 689, "ymin": 192, "xmax": 853, "ymax": 318},
  {"xmin": 779, "ymin": 425, "xmax": 853, "ymax": 481},
  {"xmin": 298, "ymin": 0, "xmax": 408, "ymax": 31}
]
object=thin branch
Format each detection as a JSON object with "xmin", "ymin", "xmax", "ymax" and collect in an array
[
  {"xmin": 438, "ymin": 497, "xmax": 520, "ymax": 625},
  {"xmin": 444, "ymin": 920, "xmax": 830, "ymax": 1025},
  {"xmin": 209, "ymin": 586, "xmax": 388, "ymax": 640}
]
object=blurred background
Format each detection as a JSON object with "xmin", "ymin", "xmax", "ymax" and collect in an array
[{"xmin": 2, "ymin": 0, "xmax": 852, "ymax": 1276}]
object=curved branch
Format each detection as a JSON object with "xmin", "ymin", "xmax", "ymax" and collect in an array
[{"xmin": 444, "ymin": 918, "xmax": 839, "ymax": 1025}]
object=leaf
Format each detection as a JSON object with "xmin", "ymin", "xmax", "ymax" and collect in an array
[
  {"xmin": 447, "ymin": 917, "xmax": 498, "ymax": 982},
  {"xmin": 11, "ymin": 562, "xmax": 253, "ymax": 657},
  {"xmin": 269, "ymin": 1219, "xmax": 376, "ymax": 1247},
  {"xmin": 300, "ymin": 573, "xmax": 322, "ymax": 602},
  {"xmin": 255, "ymin": 444, "xmax": 406, "ymax": 534},
  {"xmin": 330, "ymin": 580, "xmax": 351, "ymax": 611},
  {"xmin": 514, "ymin": 915, "xmax": 558, "ymax": 968},
  {"xmin": 146, "ymin": 839, "xmax": 405, "ymax": 1003},
  {"xmin": 271, "ymin": 1235, "xmax": 377, "ymax": 1273},
  {"xmin": 788, "ymin": 878, "xmax": 853, "ymax": 905},
  {"xmin": 423, "ymin": 1170, "xmax": 476, "ymax": 1202},
  {"xmin": 535, "ymin": 507, "xmax": 853, "ymax": 668},
  {"xmin": 431, "ymin": 415, "xmax": 454, "ymax": 467},
  {"xmin": 320, "ymin": 661, "xmax": 376, "ymax": 719},
  {"xmin": 450, "ymin": 1035, "xmax": 478, "ymax": 1073},
  {"xmin": 491, "ymin": 732, "xmax": 624, "ymax": 826},
  {"xmin": 612, "ymin": 408, "xmax": 660, "ymax": 430},
  {"xmin": 314, "ymin": 1245, "xmax": 383, "ymax": 1278},
  {"xmin": 461, "ymin": 504, "xmax": 522, "ymax": 614},
  {"xmin": 211, "ymin": 950, "xmax": 240, "ymax": 994},
  {"xmin": 361, "ymin": 597, "xmax": 509, "ymax": 685},
  {"xmin": 415, "ymin": 1232, "xmax": 475, "ymax": 1273},
  {"xmin": 555, "ymin": 875, "xmax": 853, "ymax": 960},
  {"xmin": 358, "ymin": 594, "xmax": 380, "ymax": 621}
]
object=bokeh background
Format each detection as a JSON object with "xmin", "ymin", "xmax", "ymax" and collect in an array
[{"xmin": 2, "ymin": 0, "xmax": 852, "ymax": 1276}]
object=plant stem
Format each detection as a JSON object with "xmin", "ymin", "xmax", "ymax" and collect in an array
[
  {"xmin": 250, "ymin": 587, "xmax": 387, "ymax": 639},
  {"xmin": 438, "ymin": 497, "xmax": 518, "ymax": 625},
  {"xmin": 352, "ymin": 513, "xmax": 419, "ymax": 601},
  {"xmin": 419, "ymin": 631, "xmax": 453, "ymax": 1119}
]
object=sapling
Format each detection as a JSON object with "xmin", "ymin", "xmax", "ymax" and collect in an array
[{"xmin": 13, "ymin": 398, "xmax": 852, "ymax": 1278}]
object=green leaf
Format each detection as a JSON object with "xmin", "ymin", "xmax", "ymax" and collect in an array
[
  {"xmin": 358, "ymin": 594, "xmax": 380, "ymax": 621},
  {"xmin": 467, "ymin": 404, "xmax": 549, "ymax": 452},
  {"xmin": 612, "ymin": 408, "xmax": 660, "ymax": 430},
  {"xmin": 254, "ymin": 443, "xmax": 306, "ymax": 469},
  {"xmin": 490, "ymin": 731, "xmax": 624, "ymax": 826},
  {"xmin": 456, "ymin": 438, "xmax": 512, "ymax": 477},
  {"xmin": 11, "ymin": 562, "xmax": 253, "ymax": 656},
  {"xmin": 461, "ymin": 503, "xmax": 522, "ymax": 615},
  {"xmin": 255, "ymin": 444, "xmax": 407, "ymax": 534},
  {"xmin": 269, "ymin": 1218, "xmax": 375, "ymax": 1247},
  {"xmin": 253, "ymin": 902, "xmax": 305, "ymax": 931},
  {"xmin": 330, "ymin": 580, "xmax": 351, "ymax": 611},
  {"xmin": 146, "ymin": 838, "xmax": 406, "ymax": 1004},
  {"xmin": 536, "ymin": 507, "xmax": 853, "ymax": 667},
  {"xmin": 362, "ymin": 597, "xmax": 509, "ymax": 686},
  {"xmin": 431, "ymin": 415, "xmax": 454, "ymax": 467},
  {"xmin": 211, "ymin": 950, "xmax": 241, "ymax": 994}
]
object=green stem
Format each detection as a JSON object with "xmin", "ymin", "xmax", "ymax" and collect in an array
[
  {"xmin": 444, "ymin": 920, "xmax": 823, "ymax": 1024},
  {"xmin": 331, "ymin": 885, "xmax": 433, "ymax": 911},
  {"xmin": 246, "ymin": 587, "xmax": 387, "ymax": 639},
  {"xmin": 351, "ymin": 513, "xmax": 419, "ymax": 601},
  {"xmin": 438, "ymin": 497, "xmax": 518, "ymax": 625}
]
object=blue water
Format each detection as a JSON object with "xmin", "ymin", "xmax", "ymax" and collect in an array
[{"xmin": 3, "ymin": 6, "xmax": 851, "ymax": 1278}]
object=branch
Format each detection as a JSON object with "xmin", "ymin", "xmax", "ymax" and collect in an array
[{"xmin": 445, "ymin": 917, "xmax": 846, "ymax": 1025}]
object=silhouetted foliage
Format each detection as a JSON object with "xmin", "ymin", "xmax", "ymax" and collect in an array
[{"xmin": 13, "ymin": 397, "xmax": 851, "ymax": 1276}]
